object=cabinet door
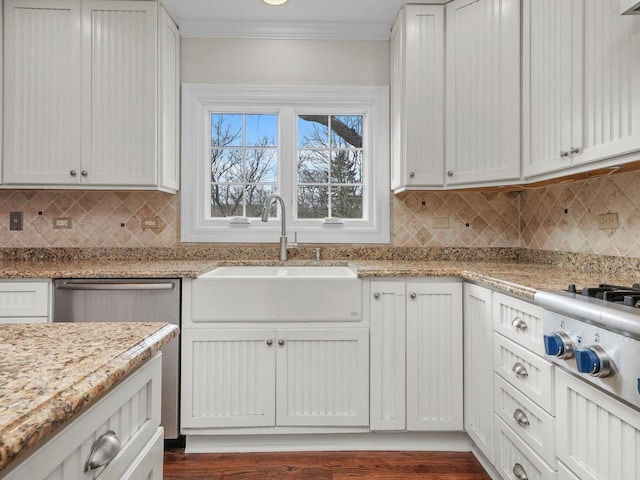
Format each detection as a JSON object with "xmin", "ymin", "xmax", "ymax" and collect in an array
[
  {"xmin": 406, "ymin": 280, "xmax": 463, "ymax": 430},
  {"xmin": 577, "ymin": 0, "xmax": 640, "ymax": 165},
  {"xmin": 523, "ymin": 0, "xmax": 582, "ymax": 177},
  {"xmin": 275, "ymin": 329, "xmax": 369, "ymax": 427},
  {"xmin": 158, "ymin": 5, "xmax": 180, "ymax": 192},
  {"xmin": 81, "ymin": 1, "xmax": 157, "ymax": 186},
  {"xmin": 445, "ymin": 0, "xmax": 520, "ymax": 185},
  {"xmin": 390, "ymin": 5, "xmax": 445, "ymax": 190},
  {"xmin": 463, "ymin": 283, "xmax": 494, "ymax": 461},
  {"xmin": 370, "ymin": 279, "xmax": 406, "ymax": 431},
  {"xmin": 556, "ymin": 369, "xmax": 640, "ymax": 480},
  {"xmin": 3, "ymin": 0, "xmax": 82, "ymax": 184},
  {"xmin": 181, "ymin": 329, "xmax": 276, "ymax": 428}
]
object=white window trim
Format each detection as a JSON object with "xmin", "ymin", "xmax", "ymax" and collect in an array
[{"xmin": 181, "ymin": 84, "xmax": 390, "ymax": 244}]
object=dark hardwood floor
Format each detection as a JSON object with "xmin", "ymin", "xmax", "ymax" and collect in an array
[{"xmin": 163, "ymin": 450, "xmax": 491, "ymax": 479}]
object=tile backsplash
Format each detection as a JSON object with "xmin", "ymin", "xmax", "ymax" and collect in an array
[
  {"xmin": 0, "ymin": 190, "xmax": 179, "ymax": 248},
  {"xmin": 0, "ymin": 169, "xmax": 639, "ymax": 257}
]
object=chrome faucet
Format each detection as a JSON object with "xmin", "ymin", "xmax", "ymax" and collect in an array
[{"xmin": 261, "ymin": 193, "xmax": 288, "ymax": 261}]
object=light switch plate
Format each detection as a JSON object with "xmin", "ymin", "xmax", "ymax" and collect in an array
[
  {"xmin": 53, "ymin": 217, "xmax": 72, "ymax": 229},
  {"xmin": 433, "ymin": 217, "xmax": 450, "ymax": 229},
  {"xmin": 9, "ymin": 212, "xmax": 23, "ymax": 231}
]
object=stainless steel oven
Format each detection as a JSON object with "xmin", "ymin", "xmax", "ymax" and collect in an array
[{"xmin": 53, "ymin": 278, "xmax": 181, "ymax": 439}]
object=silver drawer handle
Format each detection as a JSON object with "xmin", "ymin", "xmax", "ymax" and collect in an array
[
  {"xmin": 373, "ymin": 292, "xmax": 381, "ymax": 299},
  {"xmin": 512, "ymin": 317, "xmax": 528, "ymax": 331},
  {"xmin": 410, "ymin": 292, "xmax": 417, "ymax": 299},
  {"xmin": 513, "ymin": 408, "xmax": 530, "ymax": 427},
  {"xmin": 512, "ymin": 362, "xmax": 528, "ymax": 378},
  {"xmin": 56, "ymin": 282, "xmax": 175, "ymax": 291},
  {"xmin": 513, "ymin": 463, "xmax": 528, "ymax": 480},
  {"xmin": 85, "ymin": 430, "xmax": 121, "ymax": 472}
]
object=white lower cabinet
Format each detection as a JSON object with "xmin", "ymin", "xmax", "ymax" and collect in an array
[
  {"xmin": 463, "ymin": 283, "xmax": 494, "ymax": 462},
  {"xmin": 3, "ymin": 354, "xmax": 162, "ymax": 480},
  {"xmin": 493, "ymin": 293, "xmax": 557, "ymax": 479},
  {"xmin": 181, "ymin": 328, "xmax": 369, "ymax": 430},
  {"xmin": 0, "ymin": 279, "xmax": 50, "ymax": 323},
  {"xmin": 556, "ymin": 368, "xmax": 640, "ymax": 480},
  {"xmin": 370, "ymin": 278, "xmax": 463, "ymax": 432},
  {"xmin": 496, "ymin": 417, "xmax": 557, "ymax": 480}
]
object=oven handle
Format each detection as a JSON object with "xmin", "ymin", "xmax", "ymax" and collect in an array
[{"xmin": 56, "ymin": 282, "xmax": 175, "ymax": 291}]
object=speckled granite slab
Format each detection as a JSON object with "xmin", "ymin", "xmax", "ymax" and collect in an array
[{"xmin": 0, "ymin": 322, "xmax": 178, "ymax": 474}]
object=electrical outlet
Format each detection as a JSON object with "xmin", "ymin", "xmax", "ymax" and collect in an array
[
  {"xmin": 53, "ymin": 217, "xmax": 72, "ymax": 229},
  {"xmin": 597, "ymin": 213, "xmax": 619, "ymax": 230},
  {"xmin": 433, "ymin": 217, "xmax": 450, "ymax": 229},
  {"xmin": 9, "ymin": 212, "xmax": 23, "ymax": 231},
  {"xmin": 142, "ymin": 217, "xmax": 159, "ymax": 230}
]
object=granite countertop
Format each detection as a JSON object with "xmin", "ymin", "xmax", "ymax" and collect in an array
[
  {"xmin": 1, "ymin": 258, "xmax": 638, "ymax": 301},
  {"xmin": 0, "ymin": 322, "xmax": 178, "ymax": 474}
]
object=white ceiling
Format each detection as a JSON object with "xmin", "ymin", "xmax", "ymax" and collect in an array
[{"xmin": 162, "ymin": 0, "xmax": 404, "ymax": 40}]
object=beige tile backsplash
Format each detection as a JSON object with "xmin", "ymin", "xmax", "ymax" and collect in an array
[{"xmin": 0, "ymin": 169, "xmax": 638, "ymax": 257}]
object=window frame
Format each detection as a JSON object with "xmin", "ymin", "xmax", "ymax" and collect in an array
[{"xmin": 181, "ymin": 84, "xmax": 390, "ymax": 244}]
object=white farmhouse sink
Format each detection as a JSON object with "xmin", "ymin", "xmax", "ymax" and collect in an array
[{"xmin": 191, "ymin": 266, "xmax": 362, "ymax": 322}]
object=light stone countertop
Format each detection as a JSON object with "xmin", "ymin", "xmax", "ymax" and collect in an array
[
  {"xmin": 1, "ymin": 258, "xmax": 638, "ymax": 301},
  {"xmin": 0, "ymin": 322, "xmax": 178, "ymax": 474}
]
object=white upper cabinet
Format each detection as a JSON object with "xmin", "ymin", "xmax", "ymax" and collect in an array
[
  {"xmin": 523, "ymin": 0, "xmax": 640, "ymax": 178},
  {"xmin": 3, "ymin": 0, "xmax": 180, "ymax": 192},
  {"xmin": 4, "ymin": 0, "xmax": 82, "ymax": 185},
  {"xmin": 445, "ymin": 0, "xmax": 521, "ymax": 186},
  {"xmin": 390, "ymin": 5, "xmax": 445, "ymax": 191}
]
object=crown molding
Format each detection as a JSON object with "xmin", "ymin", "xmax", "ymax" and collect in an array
[{"xmin": 178, "ymin": 20, "xmax": 392, "ymax": 41}]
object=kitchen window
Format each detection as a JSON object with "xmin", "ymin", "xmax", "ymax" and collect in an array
[{"xmin": 181, "ymin": 85, "xmax": 390, "ymax": 243}]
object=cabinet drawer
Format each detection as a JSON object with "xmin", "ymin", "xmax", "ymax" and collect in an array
[
  {"xmin": 4, "ymin": 354, "xmax": 161, "ymax": 480},
  {"xmin": 556, "ymin": 369, "xmax": 640, "ymax": 480},
  {"xmin": 0, "ymin": 281, "xmax": 49, "ymax": 318},
  {"xmin": 495, "ymin": 417, "xmax": 557, "ymax": 480},
  {"xmin": 558, "ymin": 461, "xmax": 580, "ymax": 480},
  {"xmin": 493, "ymin": 292, "xmax": 544, "ymax": 355},
  {"xmin": 494, "ymin": 333, "xmax": 554, "ymax": 413},
  {"xmin": 494, "ymin": 375, "xmax": 555, "ymax": 466}
]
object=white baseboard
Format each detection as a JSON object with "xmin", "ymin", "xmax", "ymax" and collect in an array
[{"xmin": 185, "ymin": 432, "xmax": 474, "ymax": 454}]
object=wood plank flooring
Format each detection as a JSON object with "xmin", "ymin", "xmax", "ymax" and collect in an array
[{"xmin": 163, "ymin": 450, "xmax": 491, "ymax": 479}]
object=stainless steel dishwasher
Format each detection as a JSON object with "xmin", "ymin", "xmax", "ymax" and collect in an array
[{"xmin": 53, "ymin": 278, "xmax": 181, "ymax": 439}]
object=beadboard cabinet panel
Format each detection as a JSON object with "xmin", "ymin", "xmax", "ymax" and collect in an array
[
  {"xmin": 81, "ymin": 1, "xmax": 157, "ymax": 186},
  {"xmin": 3, "ymin": 0, "xmax": 82, "ymax": 184},
  {"xmin": 390, "ymin": 5, "xmax": 445, "ymax": 190},
  {"xmin": 181, "ymin": 329, "xmax": 276, "ymax": 429},
  {"xmin": 406, "ymin": 280, "xmax": 463, "ymax": 431},
  {"xmin": 276, "ymin": 329, "xmax": 369, "ymax": 427},
  {"xmin": 445, "ymin": 0, "xmax": 520, "ymax": 185},
  {"xmin": 463, "ymin": 283, "xmax": 494, "ymax": 462},
  {"xmin": 369, "ymin": 279, "xmax": 406, "ymax": 431},
  {"xmin": 556, "ymin": 369, "xmax": 640, "ymax": 480}
]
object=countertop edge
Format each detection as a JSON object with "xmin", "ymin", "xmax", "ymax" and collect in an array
[{"xmin": 0, "ymin": 323, "xmax": 179, "ymax": 474}]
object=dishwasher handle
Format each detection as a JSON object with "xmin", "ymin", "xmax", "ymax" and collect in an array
[{"xmin": 56, "ymin": 282, "xmax": 175, "ymax": 291}]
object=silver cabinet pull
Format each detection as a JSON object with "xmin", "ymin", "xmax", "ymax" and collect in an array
[
  {"xmin": 409, "ymin": 171, "xmax": 415, "ymax": 178},
  {"xmin": 409, "ymin": 292, "xmax": 417, "ymax": 299},
  {"xmin": 512, "ymin": 362, "xmax": 528, "ymax": 378},
  {"xmin": 70, "ymin": 170, "xmax": 77, "ymax": 176},
  {"xmin": 447, "ymin": 170, "xmax": 454, "ymax": 177},
  {"xmin": 81, "ymin": 170, "xmax": 88, "ymax": 177},
  {"xmin": 85, "ymin": 430, "xmax": 121, "ymax": 472},
  {"xmin": 512, "ymin": 317, "xmax": 528, "ymax": 331},
  {"xmin": 278, "ymin": 339, "xmax": 285, "ymax": 346},
  {"xmin": 513, "ymin": 463, "xmax": 528, "ymax": 480},
  {"xmin": 266, "ymin": 339, "xmax": 273, "ymax": 346},
  {"xmin": 570, "ymin": 147, "xmax": 581, "ymax": 154},
  {"xmin": 513, "ymin": 408, "xmax": 530, "ymax": 427},
  {"xmin": 373, "ymin": 292, "xmax": 381, "ymax": 299},
  {"xmin": 560, "ymin": 150, "xmax": 569, "ymax": 158}
]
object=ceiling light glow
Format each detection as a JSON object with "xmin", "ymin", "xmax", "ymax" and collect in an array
[{"xmin": 262, "ymin": 0, "xmax": 288, "ymax": 5}]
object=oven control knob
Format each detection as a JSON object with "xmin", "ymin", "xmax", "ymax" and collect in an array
[
  {"xmin": 543, "ymin": 332, "xmax": 574, "ymax": 359},
  {"xmin": 575, "ymin": 346, "xmax": 612, "ymax": 377}
]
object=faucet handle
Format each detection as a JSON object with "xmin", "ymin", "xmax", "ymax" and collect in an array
[{"xmin": 288, "ymin": 231, "xmax": 298, "ymax": 249}]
